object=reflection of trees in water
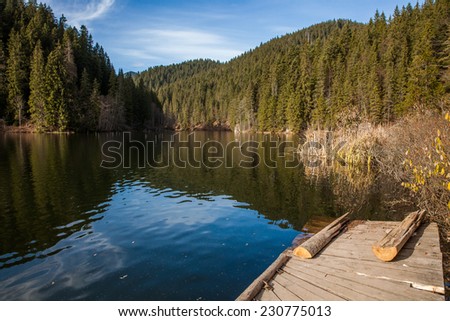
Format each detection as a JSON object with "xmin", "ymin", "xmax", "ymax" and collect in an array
[
  {"xmin": 119, "ymin": 132, "xmax": 356, "ymax": 230},
  {"xmin": 304, "ymin": 160, "xmax": 414, "ymax": 221},
  {"xmin": 0, "ymin": 132, "xmax": 406, "ymax": 269},
  {"xmin": 0, "ymin": 134, "xmax": 116, "ymax": 266}
]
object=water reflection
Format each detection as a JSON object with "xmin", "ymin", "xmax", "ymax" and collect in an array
[
  {"xmin": 0, "ymin": 134, "xmax": 116, "ymax": 267},
  {"xmin": 0, "ymin": 230, "xmax": 124, "ymax": 300},
  {"xmin": 0, "ymin": 132, "xmax": 401, "ymax": 300}
]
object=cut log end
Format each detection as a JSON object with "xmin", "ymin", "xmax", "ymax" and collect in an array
[
  {"xmin": 372, "ymin": 210, "xmax": 425, "ymax": 262},
  {"xmin": 372, "ymin": 245, "xmax": 398, "ymax": 262},
  {"xmin": 292, "ymin": 212, "xmax": 350, "ymax": 259},
  {"xmin": 292, "ymin": 246, "xmax": 313, "ymax": 259}
]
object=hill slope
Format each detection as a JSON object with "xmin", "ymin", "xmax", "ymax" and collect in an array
[{"xmin": 136, "ymin": 1, "xmax": 450, "ymax": 131}]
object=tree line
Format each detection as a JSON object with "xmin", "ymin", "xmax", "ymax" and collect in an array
[
  {"xmin": 0, "ymin": 0, "xmax": 162, "ymax": 132},
  {"xmin": 136, "ymin": 0, "xmax": 450, "ymax": 131}
]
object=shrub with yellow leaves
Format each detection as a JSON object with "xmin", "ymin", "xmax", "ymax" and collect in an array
[{"xmin": 402, "ymin": 113, "xmax": 450, "ymax": 231}]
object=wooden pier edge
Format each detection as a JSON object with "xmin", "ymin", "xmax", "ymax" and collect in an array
[
  {"xmin": 293, "ymin": 212, "xmax": 350, "ymax": 259},
  {"xmin": 236, "ymin": 250, "xmax": 291, "ymax": 301},
  {"xmin": 237, "ymin": 218, "xmax": 444, "ymax": 301}
]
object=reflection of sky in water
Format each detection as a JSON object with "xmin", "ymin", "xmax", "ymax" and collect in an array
[
  {"xmin": 0, "ymin": 228, "xmax": 124, "ymax": 300},
  {"xmin": 0, "ymin": 178, "xmax": 300, "ymax": 300},
  {"xmin": 0, "ymin": 133, "xmax": 396, "ymax": 300},
  {"xmin": 109, "ymin": 181, "xmax": 252, "ymax": 227}
]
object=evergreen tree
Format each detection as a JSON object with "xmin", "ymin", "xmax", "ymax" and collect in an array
[
  {"xmin": 44, "ymin": 44, "xmax": 67, "ymax": 131},
  {"xmin": 29, "ymin": 40, "xmax": 46, "ymax": 130},
  {"xmin": 62, "ymin": 31, "xmax": 77, "ymax": 126},
  {"xmin": 441, "ymin": 25, "xmax": 450, "ymax": 98},
  {"xmin": 89, "ymin": 78, "xmax": 101, "ymax": 130},
  {"xmin": 0, "ymin": 40, "xmax": 6, "ymax": 116},
  {"xmin": 6, "ymin": 29, "xmax": 27, "ymax": 125},
  {"xmin": 405, "ymin": 19, "xmax": 441, "ymax": 111}
]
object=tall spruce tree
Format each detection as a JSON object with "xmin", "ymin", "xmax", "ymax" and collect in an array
[
  {"xmin": 405, "ymin": 19, "xmax": 441, "ymax": 111},
  {"xmin": 0, "ymin": 40, "xmax": 6, "ymax": 116},
  {"xmin": 44, "ymin": 44, "xmax": 67, "ymax": 131},
  {"xmin": 6, "ymin": 29, "xmax": 27, "ymax": 125},
  {"xmin": 29, "ymin": 40, "xmax": 46, "ymax": 130}
]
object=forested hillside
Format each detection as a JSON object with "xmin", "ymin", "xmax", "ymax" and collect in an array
[
  {"xmin": 0, "ymin": 0, "xmax": 161, "ymax": 132},
  {"xmin": 1, "ymin": 1, "xmax": 448, "ymax": 133},
  {"xmin": 136, "ymin": 0, "xmax": 450, "ymax": 131}
]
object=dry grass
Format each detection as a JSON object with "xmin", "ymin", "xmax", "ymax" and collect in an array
[{"xmin": 310, "ymin": 112, "xmax": 450, "ymax": 232}]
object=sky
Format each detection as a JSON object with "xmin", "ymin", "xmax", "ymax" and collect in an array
[{"xmin": 44, "ymin": 0, "xmax": 417, "ymax": 72}]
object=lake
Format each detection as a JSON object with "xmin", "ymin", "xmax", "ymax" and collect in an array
[{"xmin": 0, "ymin": 132, "xmax": 396, "ymax": 300}]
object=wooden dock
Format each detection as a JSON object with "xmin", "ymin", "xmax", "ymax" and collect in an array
[{"xmin": 237, "ymin": 221, "xmax": 444, "ymax": 301}]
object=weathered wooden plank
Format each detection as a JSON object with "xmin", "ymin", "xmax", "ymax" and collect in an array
[
  {"xmin": 236, "ymin": 252, "xmax": 290, "ymax": 301},
  {"xmin": 314, "ymin": 254, "xmax": 443, "ymax": 285},
  {"xmin": 283, "ymin": 265, "xmax": 380, "ymax": 300},
  {"xmin": 270, "ymin": 278, "xmax": 304, "ymax": 301},
  {"xmin": 316, "ymin": 246, "xmax": 443, "ymax": 270},
  {"xmin": 319, "ymin": 243, "xmax": 442, "ymax": 268},
  {"xmin": 286, "ymin": 263, "xmax": 403, "ymax": 300},
  {"xmin": 338, "ymin": 222, "xmax": 438, "ymax": 239},
  {"xmin": 273, "ymin": 271, "xmax": 346, "ymax": 301},
  {"xmin": 345, "ymin": 221, "xmax": 398, "ymax": 232},
  {"xmin": 343, "ymin": 233, "xmax": 437, "ymax": 242},
  {"xmin": 291, "ymin": 254, "xmax": 443, "ymax": 287},
  {"xmin": 340, "ymin": 230, "xmax": 439, "ymax": 243},
  {"xmin": 271, "ymin": 273, "xmax": 320, "ymax": 300},
  {"xmin": 321, "ymin": 243, "xmax": 442, "ymax": 261},
  {"xmin": 257, "ymin": 288, "xmax": 281, "ymax": 301},
  {"xmin": 287, "ymin": 258, "xmax": 443, "ymax": 300},
  {"xmin": 351, "ymin": 221, "xmax": 439, "ymax": 232},
  {"xmin": 300, "ymin": 255, "xmax": 442, "ymax": 278},
  {"xmin": 293, "ymin": 213, "xmax": 350, "ymax": 259},
  {"xmin": 329, "ymin": 236, "xmax": 439, "ymax": 251},
  {"xmin": 346, "ymin": 222, "xmax": 438, "ymax": 240}
]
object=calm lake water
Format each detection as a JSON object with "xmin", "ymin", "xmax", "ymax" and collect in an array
[{"xmin": 0, "ymin": 132, "xmax": 395, "ymax": 300}]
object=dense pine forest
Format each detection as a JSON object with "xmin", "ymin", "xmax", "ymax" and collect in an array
[
  {"xmin": 136, "ymin": 0, "xmax": 449, "ymax": 131},
  {"xmin": 1, "ymin": 0, "xmax": 449, "ymax": 132},
  {"xmin": 0, "ymin": 0, "xmax": 162, "ymax": 132}
]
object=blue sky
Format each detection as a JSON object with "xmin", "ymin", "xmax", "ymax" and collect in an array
[{"xmin": 44, "ymin": 0, "xmax": 417, "ymax": 72}]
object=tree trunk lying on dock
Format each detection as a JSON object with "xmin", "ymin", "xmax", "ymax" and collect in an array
[
  {"xmin": 293, "ymin": 213, "xmax": 350, "ymax": 259},
  {"xmin": 372, "ymin": 210, "xmax": 426, "ymax": 262}
]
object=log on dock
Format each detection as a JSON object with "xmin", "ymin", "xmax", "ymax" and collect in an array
[
  {"xmin": 238, "ymin": 221, "xmax": 444, "ymax": 301},
  {"xmin": 372, "ymin": 210, "xmax": 426, "ymax": 262},
  {"xmin": 293, "ymin": 212, "xmax": 350, "ymax": 259}
]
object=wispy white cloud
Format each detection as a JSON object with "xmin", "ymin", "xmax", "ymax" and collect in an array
[
  {"xmin": 113, "ymin": 28, "xmax": 244, "ymax": 68},
  {"xmin": 113, "ymin": 48, "xmax": 161, "ymax": 61},
  {"xmin": 46, "ymin": 0, "xmax": 115, "ymax": 27},
  {"xmin": 133, "ymin": 29, "xmax": 225, "ymax": 46}
]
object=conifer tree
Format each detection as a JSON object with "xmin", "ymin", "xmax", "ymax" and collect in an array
[
  {"xmin": 88, "ymin": 77, "xmax": 101, "ymax": 130},
  {"xmin": 441, "ymin": 26, "xmax": 450, "ymax": 97},
  {"xmin": 44, "ymin": 44, "xmax": 67, "ymax": 131},
  {"xmin": 0, "ymin": 40, "xmax": 6, "ymax": 116},
  {"xmin": 29, "ymin": 40, "xmax": 46, "ymax": 130},
  {"xmin": 405, "ymin": 19, "xmax": 441, "ymax": 111},
  {"xmin": 62, "ymin": 31, "xmax": 77, "ymax": 126},
  {"xmin": 6, "ymin": 30, "xmax": 27, "ymax": 125}
]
